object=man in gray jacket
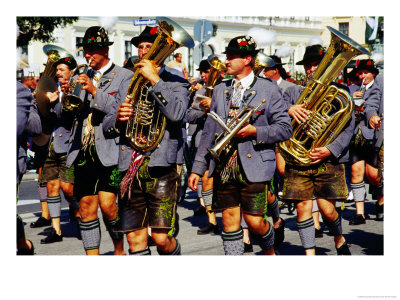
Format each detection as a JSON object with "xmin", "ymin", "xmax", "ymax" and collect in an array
[
  {"xmin": 188, "ymin": 36, "xmax": 292, "ymax": 255},
  {"xmin": 60, "ymin": 26, "xmax": 133, "ymax": 255},
  {"xmin": 103, "ymin": 25, "xmax": 191, "ymax": 255}
]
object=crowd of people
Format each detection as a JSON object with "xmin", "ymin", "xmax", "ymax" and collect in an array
[{"xmin": 17, "ymin": 20, "xmax": 383, "ymax": 256}]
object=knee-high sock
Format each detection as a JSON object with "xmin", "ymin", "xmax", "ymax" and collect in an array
[
  {"xmin": 129, "ymin": 247, "xmax": 151, "ymax": 255},
  {"xmin": 38, "ymin": 184, "xmax": 47, "ymax": 202},
  {"xmin": 250, "ymin": 222, "xmax": 275, "ymax": 250},
  {"xmin": 79, "ymin": 218, "xmax": 101, "ymax": 251},
  {"xmin": 157, "ymin": 239, "xmax": 181, "ymax": 255},
  {"xmin": 323, "ymin": 214, "xmax": 342, "ymax": 237},
  {"xmin": 297, "ymin": 217, "xmax": 315, "ymax": 249},
  {"xmin": 202, "ymin": 188, "xmax": 213, "ymax": 207},
  {"xmin": 197, "ymin": 179, "xmax": 203, "ymax": 199},
  {"xmin": 221, "ymin": 228, "xmax": 244, "ymax": 255},
  {"xmin": 65, "ymin": 195, "xmax": 80, "ymax": 210},
  {"xmin": 47, "ymin": 196, "xmax": 61, "ymax": 218},
  {"xmin": 351, "ymin": 182, "xmax": 365, "ymax": 203},
  {"xmin": 267, "ymin": 198, "xmax": 280, "ymax": 221},
  {"xmin": 103, "ymin": 217, "xmax": 123, "ymax": 241}
]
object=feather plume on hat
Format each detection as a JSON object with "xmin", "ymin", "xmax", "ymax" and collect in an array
[
  {"xmin": 370, "ymin": 52, "xmax": 384, "ymax": 65},
  {"xmin": 308, "ymin": 36, "xmax": 323, "ymax": 46},
  {"xmin": 98, "ymin": 16, "xmax": 118, "ymax": 31},
  {"xmin": 16, "ymin": 48, "xmax": 29, "ymax": 70},
  {"xmin": 275, "ymin": 45, "xmax": 293, "ymax": 58},
  {"xmin": 247, "ymin": 27, "xmax": 276, "ymax": 48}
]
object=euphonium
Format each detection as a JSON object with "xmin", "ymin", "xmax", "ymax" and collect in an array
[
  {"xmin": 61, "ymin": 59, "xmax": 92, "ymax": 113},
  {"xmin": 125, "ymin": 17, "xmax": 194, "ymax": 152},
  {"xmin": 205, "ymin": 55, "xmax": 226, "ymax": 97},
  {"xmin": 207, "ymin": 100, "xmax": 266, "ymax": 160},
  {"xmin": 253, "ymin": 51, "xmax": 275, "ymax": 76},
  {"xmin": 278, "ymin": 26, "xmax": 371, "ymax": 166}
]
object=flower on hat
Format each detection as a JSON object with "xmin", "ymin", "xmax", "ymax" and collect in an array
[
  {"xmin": 90, "ymin": 36, "xmax": 95, "ymax": 41},
  {"xmin": 367, "ymin": 60, "xmax": 372, "ymax": 66},
  {"xmin": 238, "ymin": 40, "xmax": 248, "ymax": 46},
  {"xmin": 64, "ymin": 58, "xmax": 69, "ymax": 62},
  {"xmin": 318, "ymin": 50, "xmax": 323, "ymax": 55},
  {"xmin": 150, "ymin": 27, "xmax": 158, "ymax": 35}
]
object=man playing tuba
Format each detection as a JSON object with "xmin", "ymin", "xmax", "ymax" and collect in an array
[{"xmin": 103, "ymin": 24, "xmax": 191, "ymax": 255}]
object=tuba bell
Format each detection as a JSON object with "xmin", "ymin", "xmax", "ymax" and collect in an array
[
  {"xmin": 204, "ymin": 55, "xmax": 226, "ymax": 97},
  {"xmin": 253, "ymin": 51, "xmax": 275, "ymax": 76},
  {"xmin": 125, "ymin": 17, "xmax": 194, "ymax": 152},
  {"xmin": 278, "ymin": 26, "xmax": 371, "ymax": 166}
]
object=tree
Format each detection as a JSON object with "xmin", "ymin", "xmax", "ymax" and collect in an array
[{"xmin": 17, "ymin": 17, "xmax": 79, "ymax": 47}]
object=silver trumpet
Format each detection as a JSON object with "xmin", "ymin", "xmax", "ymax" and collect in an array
[{"xmin": 207, "ymin": 99, "xmax": 266, "ymax": 160}]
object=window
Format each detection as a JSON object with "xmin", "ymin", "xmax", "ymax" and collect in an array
[
  {"xmin": 339, "ymin": 22, "xmax": 349, "ymax": 36},
  {"xmin": 76, "ymin": 37, "xmax": 84, "ymax": 57},
  {"xmin": 124, "ymin": 41, "xmax": 132, "ymax": 60}
]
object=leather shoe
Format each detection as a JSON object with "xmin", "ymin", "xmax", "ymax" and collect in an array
[
  {"xmin": 197, "ymin": 222, "xmax": 219, "ymax": 235},
  {"xmin": 40, "ymin": 228, "xmax": 63, "ymax": 244},
  {"xmin": 30, "ymin": 216, "xmax": 51, "ymax": 228},
  {"xmin": 193, "ymin": 205, "xmax": 207, "ymax": 216},
  {"xmin": 349, "ymin": 214, "xmax": 366, "ymax": 225},
  {"xmin": 376, "ymin": 203, "xmax": 384, "ymax": 221},
  {"xmin": 336, "ymin": 241, "xmax": 351, "ymax": 255},
  {"xmin": 315, "ymin": 227, "xmax": 323, "ymax": 238},
  {"xmin": 244, "ymin": 242, "xmax": 253, "ymax": 253},
  {"xmin": 274, "ymin": 218, "xmax": 285, "ymax": 248}
]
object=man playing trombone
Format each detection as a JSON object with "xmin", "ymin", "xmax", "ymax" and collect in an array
[{"xmin": 188, "ymin": 36, "xmax": 292, "ymax": 255}]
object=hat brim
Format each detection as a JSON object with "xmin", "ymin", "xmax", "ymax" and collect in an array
[
  {"xmin": 131, "ymin": 35, "xmax": 156, "ymax": 48},
  {"xmin": 223, "ymin": 47, "xmax": 259, "ymax": 56},
  {"xmin": 296, "ymin": 55, "xmax": 323, "ymax": 65},
  {"xmin": 77, "ymin": 41, "xmax": 114, "ymax": 47}
]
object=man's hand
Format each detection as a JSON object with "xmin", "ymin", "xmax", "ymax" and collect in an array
[
  {"xmin": 288, "ymin": 104, "xmax": 309, "ymax": 124},
  {"xmin": 76, "ymin": 74, "xmax": 97, "ymax": 97},
  {"xmin": 45, "ymin": 91, "xmax": 59, "ymax": 103},
  {"xmin": 235, "ymin": 123, "xmax": 256, "ymax": 139},
  {"xmin": 135, "ymin": 59, "xmax": 161, "ymax": 85},
  {"xmin": 188, "ymin": 173, "xmax": 201, "ymax": 191},
  {"xmin": 116, "ymin": 96, "xmax": 133, "ymax": 128},
  {"xmin": 352, "ymin": 91, "xmax": 363, "ymax": 98},
  {"xmin": 369, "ymin": 115, "xmax": 382, "ymax": 129},
  {"xmin": 199, "ymin": 97, "xmax": 212, "ymax": 112},
  {"xmin": 309, "ymin": 147, "xmax": 331, "ymax": 165}
]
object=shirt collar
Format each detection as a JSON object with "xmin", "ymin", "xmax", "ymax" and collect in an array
[
  {"xmin": 232, "ymin": 71, "xmax": 255, "ymax": 90},
  {"xmin": 96, "ymin": 59, "xmax": 113, "ymax": 76},
  {"xmin": 277, "ymin": 77, "xmax": 282, "ymax": 85},
  {"xmin": 365, "ymin": 79, "xmax": 374, "ymax": 90}
]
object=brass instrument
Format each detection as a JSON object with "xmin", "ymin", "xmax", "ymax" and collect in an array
[
  {"xmin": 61, "ymin": 59, "xmax": 92, "ymax": 113},
  {"xmin": 125, "ymin": 17, "xmax": 194, "ymax": 152},
  {"xmin": 205, "ymin": 55, "xmax": 226, "ymax": 97},
  {"xmin": 35, "ymin": 45, "xmax": 75, "ymax": 118},
  {"xmin": 278, "ymin": 26, "xmax": 371, "ymax": 166},
  {"xmin": 207, "ymin": 100, "xmax": 266, "ymax": 160},
  {"xmin": 253, "ymin": 51, "xmax": 275, "ymax": 76}
]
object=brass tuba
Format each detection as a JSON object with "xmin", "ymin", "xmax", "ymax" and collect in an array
[
  {"xmin": 278, "ymin": 26, "xmax": 370, "ymax": 166},
  {"xmin": 204, "ymin": 55, "xmax": 226, "ymax": 97},
  {"xmin": 253, "ymin": 51, "xmax": 275, "ymax": 76},
  {"xmin": 125, "ymin": 17, "xmax": 194, "ymax": 152}
]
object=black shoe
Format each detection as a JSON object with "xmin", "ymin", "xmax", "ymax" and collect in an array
[
  {"xmin": 274, "ymin": 218, "xmax": 285, "ymax": 248},
  {"xmin": 376, "ymin": 203, "xmax": 384, "ymax": 221},
  {"xmin": 315, "ymin": 227, "xmax": 323, "ymax": 238},
  {"xmin": 40, "ymin": 228, "xmax": 63, "ymax": 244},
  {"xmin": 30, "ymin": 216, "xmax": 51, "ymax": 228},
  {"xmin": 244, "ymin": 242, "xmax": 253, "ymax": 253},
  {"xmin": 336, "ymin": 241, "xmax": 351, "ymax": 255},
  {"xmin": 197, "ymin": 222, "xmax": 219, "ymax": 235},
  {"xmin": 17, "ymin": 240, "xmax": 34, "ymax": 255},
  {"xmin": 349, "ymin": 214, "xmax": 366, "ymax": 225},
  {"xmin": 172, "ymin": 213, "xmax": 180, "ymax": 238},
  {"xmin": 193, "ymin": 205, "xmax": 207, "ymax": 216}
]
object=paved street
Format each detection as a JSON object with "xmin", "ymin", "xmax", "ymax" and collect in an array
[{"xmin": 17, "ymin": 171, "xmax": 383, "ymax": 256}]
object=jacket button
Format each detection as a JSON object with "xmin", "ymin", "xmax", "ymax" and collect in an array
[
  {"xmin": 121, "ymin": 146, "xmax": 125, "ymax": 151},
  {"xmin": 59, "ymin": 134, "xmax": 62, "ymax": 137},
  {"xmin": 247, "ymin": 154, "xmax": 251, "ymax": 158},
  {"xmin": 75, "ymin": 121, "xmax": 78, "ymax": 126}
]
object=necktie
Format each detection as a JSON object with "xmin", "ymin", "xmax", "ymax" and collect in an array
[
  {"xmin": 93, "ymin": 71, "xmax": 102, "ymax": 87},
  {"xmin": 231, "ymin": 81, "xmax": 243, "ymax": 107}
]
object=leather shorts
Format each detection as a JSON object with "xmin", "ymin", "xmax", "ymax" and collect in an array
[
  {"xmin": 115, "ymin": 159, "xmax": 179, "ymax": 232},
  {"xmin": 282, "ymin": 162, "xmax": 348, "ymax": 201},
  {"xmin": 40, "ymin": 142, "xmax": 75, "ymax": 184},
  {"xmin": 349, "ymin": 132, "xmax": 379, "ymax": 167}
]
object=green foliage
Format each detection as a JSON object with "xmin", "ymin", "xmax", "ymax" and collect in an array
[{"xmin": 17, "ymin": 17, "xmax": 78, "ymax": 47}]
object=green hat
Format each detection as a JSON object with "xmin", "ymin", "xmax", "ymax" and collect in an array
[
  {"xmin": 296, "ymin": 44, "xmax": 325, "ymax": 65},
  {"xmin": 131, "ymin": 26, "xmax": 158, "ymax": 48},
  {"xmin": 77, "ymin": 26, "xmax": 114, "ymax": 48},
  {"xmin": 223, "ymin": 35, "xmax": 259, "ymax": 56},
  {"xmin": 54, "ymin": 56, "xmax": 77, "ymax": 70}
]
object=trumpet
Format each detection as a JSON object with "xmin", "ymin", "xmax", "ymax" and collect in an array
[
  {"xmin": 61, "ymin": 58, "xmax": 93, "ymax": 113},
  {"xmin": 207, "ymin": 99, "xmax": 266, "ymax": 160}
]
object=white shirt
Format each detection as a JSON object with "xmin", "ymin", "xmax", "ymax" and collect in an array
[
  {"xmin": 232, "ymin": 71, "xmax": 255, "ymax": 100},
  {"xmin": 92, "ymin": 59, "xmax": 113, "ymax": 86},
  {"xmin": 365, "ymin": 79, "xmax": 374, "ymax": 91},
  {"xmin": 276, "ymin": 77, "xmax": 282, "ymax": 86}
]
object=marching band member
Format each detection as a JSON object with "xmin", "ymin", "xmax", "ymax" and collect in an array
[
  {"xmin": 188, "ymin": 36, "xmax": 292, "ymax": 255},
  {"xmin": 103, "ymin": 25, "xmax": 190, "ymax": 255},
  {"xmin": 58, "ymin": 26, "xmax": 133, "ymax": 255}
]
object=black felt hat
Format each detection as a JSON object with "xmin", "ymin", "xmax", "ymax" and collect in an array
[
  {"xmin": 131, "ymin": 26, "xmax": 158, "ymax": 47},
  {"xmin": 54, "ymin": 56, "xmax": 77, "ymax": 70},
  {"xmin": 355, "ymin": 59, "xmax": 379, "ymax": 75},
  {"xmin": 77, "ymin": 26, "xmax": 114, "ymax": 48},
  {"xmin": 223, "ymin": 36, "xmax": 259, "ymax": 56},
  {"xmin": 296, "ymin": 44, "xmax": 325, "ymax": 65},
  {"xmin": 196, "ymin": 59, "xmax": 211, "ymax": 72}
]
